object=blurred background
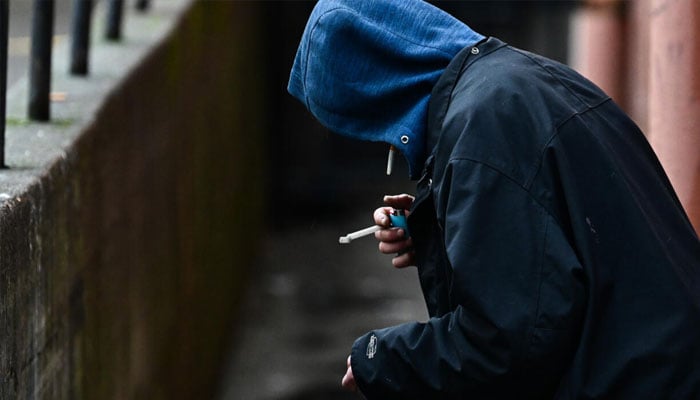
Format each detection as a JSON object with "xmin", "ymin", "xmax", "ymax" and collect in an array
[
  {"xmin": 1, "ymin": 1, "xmax": 698, "ymax": 399},
  {"xmin": 264, "ymin": 1, "xmax": 576, "ymax": 226},
  {"xmin": 220, "ymin": 1, "xmax": 699, "ymax": 399},
  {"xmin": 227, "ymin": 2, "xmax": 575, "ymax": 398}
]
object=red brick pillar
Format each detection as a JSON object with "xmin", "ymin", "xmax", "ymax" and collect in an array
[
  {"xmin": 569, "ymin": 0, "xmax": 625, "ymax": 103},
  {"xmin": 624, "ymin": 0, "xmax": 650, "ymax": 132},
  {"xmin": 649, "ymin": 0, "xmax": 700, "ymax": 233}
]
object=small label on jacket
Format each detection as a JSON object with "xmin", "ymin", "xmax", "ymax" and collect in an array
[{"xmin": 366, "ymin": 334, "xmax": 377, "ymax": 359}]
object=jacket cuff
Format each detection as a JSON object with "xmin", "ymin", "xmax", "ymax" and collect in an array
[{"xmin": 351, "ymin": 332, "xmax": 376, "ymax": 397}]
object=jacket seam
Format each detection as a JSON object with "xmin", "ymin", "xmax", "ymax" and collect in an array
[
  {"xmin": 452, "ymin": 44, "xmax": 611, "ymax": 192},
  {"xmin": 447, "ymin": 157, "xmax": 558, "ymax": 227},
  {"xmin": 495, "ymin": 46, "xmax": 611, "ymax": 190},
  {"xmin": 446, "ymin": 158, "xmax": 574, "ymax": 334},
  {"xmin": 506, "ymin": 46, "xmax": 611, "ymax": 111},
  {"xmin": 527, "ymin": 99, "xmax": 614, "ymax": 191}
]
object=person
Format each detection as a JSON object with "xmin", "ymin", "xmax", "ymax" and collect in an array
[{"xmin": 287, "ymin": 0, "xmax": 700, "ymax": 398}]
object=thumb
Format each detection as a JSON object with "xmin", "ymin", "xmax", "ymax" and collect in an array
[{"xmin": 383, "ymin": 193, "xmax": 414, "ymax": 210}]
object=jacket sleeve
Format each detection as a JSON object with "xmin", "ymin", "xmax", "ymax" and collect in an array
[{"xmin": 351, "ymin": 160, "xmax": 586, "ymax": 399}]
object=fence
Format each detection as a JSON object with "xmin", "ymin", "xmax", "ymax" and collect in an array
[
  {"xmin": 0, "ymin": 0, "xmax": 151, "ymax": 166},
  {"xmin": 0, "ymin": 1, "xmax": 267, "ymax": 397}
]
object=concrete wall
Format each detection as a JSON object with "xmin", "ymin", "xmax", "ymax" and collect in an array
[{"xmin": 0, "ymin": 1, "xmax": 265, "ymax": 399}]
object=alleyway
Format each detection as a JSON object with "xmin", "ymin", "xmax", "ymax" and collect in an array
[{"xmin": 216, "ymin": 208, "xmax": 428, "ymax": 400}]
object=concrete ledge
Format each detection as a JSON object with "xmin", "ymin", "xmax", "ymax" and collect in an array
[{"xmin": 0, "ymin": 1, "xmax": 265, "ymax": 398}]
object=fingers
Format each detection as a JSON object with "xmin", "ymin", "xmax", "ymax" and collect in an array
[
  {"xmin": 341, "ymin": 369, "xmax": 356, "ymax": 391},
  {"xmin": 374, "ymin": 227, "xmax": 407, "ymax": 243},
  {"xmin": 341, "ymin": 356, "xmax": 357, "ymax": 391},
  {"xmin": 373, "ymin": 194, "xmax": 416, "ymax": 269},
  {"xmin": 374, "ymin": 193, "xmax": 415, "ymax": 227},
  {"xmin": 378, "ymin": 236, "xmax": 412, "ymax": 253},
  {"xmin": 378, "ymin": 236, "xmax": 415, "ymax": 268},
  {"xmin": 391, "ymin": 250, "xmax": 415, "ymax": 269},
  {"xmin": 373, "ymin": 207, "xmax": 394, "ymax": 227},
  {"xmin": 383, "ymin": 193, "xmax": 414, "ymax": 210}
]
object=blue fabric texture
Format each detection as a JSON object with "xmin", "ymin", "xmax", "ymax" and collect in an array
[{"xmin": 288, "ymin": 0, "xmax": 484, "ymax": 179}]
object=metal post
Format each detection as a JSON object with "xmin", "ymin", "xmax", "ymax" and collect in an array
[
  {"xmin": 105, "ymin": 0, "xmax": 124, "ymax": 41},
  {"xmin": 70, "ymin": 0, "xmax": 93, "ymax": 75},
  {"xmin": 0, "ymin": 0, "xmax": 8, "ymax": 167},
  {"xmin": 29, "ymin": 0, "xmax": 55, "ymax": 121},
  {"xmin": 136, "ymin": 0, "xmax": 150, "ymax": 12}
]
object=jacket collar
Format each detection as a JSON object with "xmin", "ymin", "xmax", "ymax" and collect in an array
[{"xmin": 425, "ymin": 37, "xmax": 507, "ymax": 168}]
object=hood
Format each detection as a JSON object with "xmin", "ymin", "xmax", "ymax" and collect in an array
[{"xmin": 287, "ymin": 0, "xmax": 484, "ymax": 179}]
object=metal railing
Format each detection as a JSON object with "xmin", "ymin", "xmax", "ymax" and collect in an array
[
  {"xmin": 0, "ymin": 0, "xmax": 153, "ymax": 167},
  {"xmin": 29, "ymin": 0, "xmax": 54, "ymax": 122},
  {"xmin": 105, "ymin": 0, "xmax": 124, "ymax": 40},
  {"xmin": 70, "ymin": 0, "xmax": 93, "ymax": 75},
  {"xmin": 0, "ymin": 0, "xmax": 8, "ymax": 167}
]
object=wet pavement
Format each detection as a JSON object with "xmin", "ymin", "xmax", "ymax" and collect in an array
[{"xmin": 215, "ymin": 209, "xmax": 428, "ymax": 400}]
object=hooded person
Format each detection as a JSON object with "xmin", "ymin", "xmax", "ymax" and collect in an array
[{"xmin": 288, "ymin": 0, "xmax": 700, "ymax": 399}]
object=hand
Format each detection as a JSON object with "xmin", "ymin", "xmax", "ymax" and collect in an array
[
  {"xmin": 374, "ymin": 194, "xmax": 415, "ymax": 268},
  {"xmin": 341, "ymin": 355, "xmax": 357, "ymax": 391}
]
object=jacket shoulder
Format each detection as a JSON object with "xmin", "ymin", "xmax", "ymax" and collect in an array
[{"xmin": 435, "ymin": 45, "xmax": 608, "ymax": 187}]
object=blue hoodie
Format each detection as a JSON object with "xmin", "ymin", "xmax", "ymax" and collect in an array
[{"xmin": 287, "ymin": 0, "xmax": 484, "ymax": 179}]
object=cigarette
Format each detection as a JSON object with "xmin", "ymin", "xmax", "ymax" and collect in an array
[
  {"xmin": 386, "ymin": 145, "xmax": 396, "ymax": 176},
  {"xmin": 339, "ymin": 224, "xmax": 382, "ymax": 244}
]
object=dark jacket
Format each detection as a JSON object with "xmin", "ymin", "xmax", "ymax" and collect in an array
[{"xmin": 351, "ymin": 38, "xmax": 700, "ymax": 399}]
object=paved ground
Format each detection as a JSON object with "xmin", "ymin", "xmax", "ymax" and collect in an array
[{"xmin": 215, "ymin": 209, "xmax": 428, "ymax": 400}]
